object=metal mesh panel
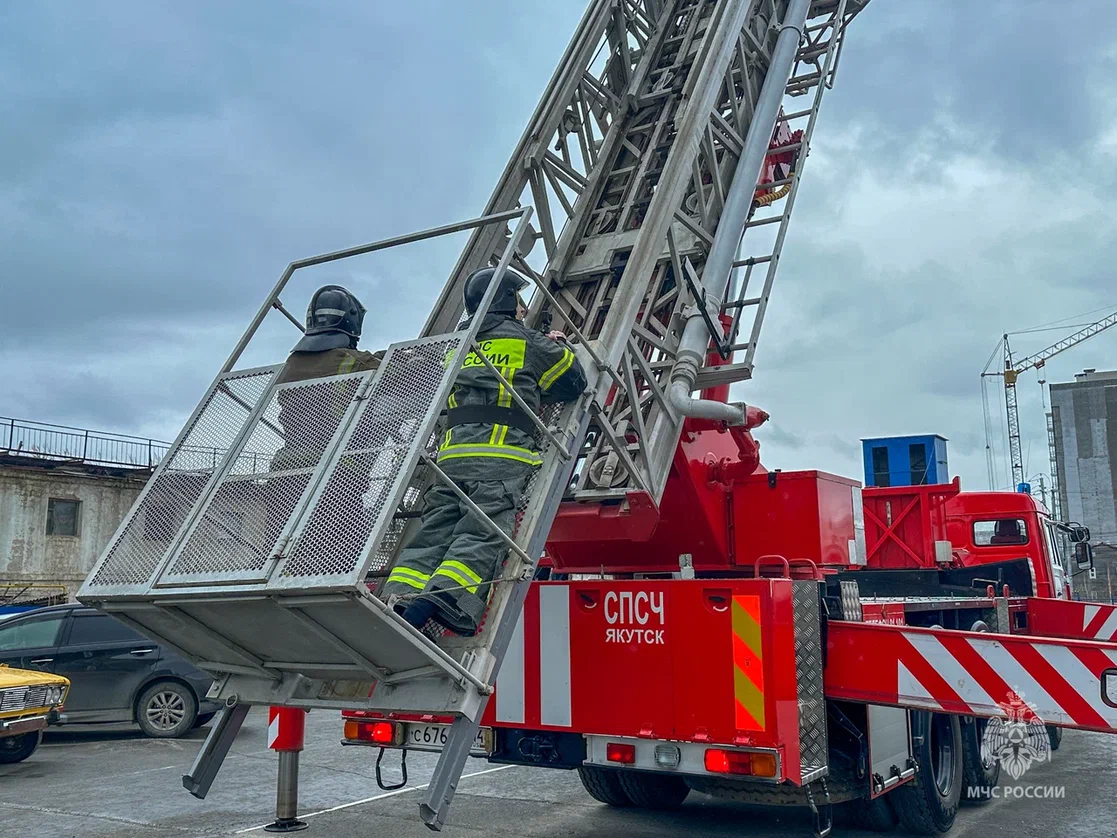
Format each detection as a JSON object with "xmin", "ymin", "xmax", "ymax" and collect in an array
[
  {"xmin": 162, "ymin": 375, "xmax": 365, "ymax": 582},
  {"xmin": 85, "ymin": 368, "xmax": 276, "ymax": 590},
  {"xmin": 278, "ymin": 337, "xmax": 466, "ymax": 584}
]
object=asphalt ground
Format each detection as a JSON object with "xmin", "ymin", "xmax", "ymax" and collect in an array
[{"xmin": 1, "ymin": 709, "xmax": 1114, "ymax": 838}]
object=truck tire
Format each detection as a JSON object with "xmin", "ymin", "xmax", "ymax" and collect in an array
[
  {"xmin": 0, "ymin": 730, "xmax": 43, "ymax": 763},
  {"xmin": 892, "ymin": 712, "xmax": 962, "ymax": 834},
  {"xmin": 577, "ymin": 765, "xmax": 632, "ymax": 807},
  {"xmin": 1047, "ymin": 724, "xmax": 1062, "ymax": 752},
  {"xmin": 616, "ymin": 770, "xmax": 690, "ymax": 809},
  {"xmin": 851, "ymin": 794, "xmax": 899, "ymax": 832},
  {"xmin": 961, "ymin": 717, "xmax": 1000, "ymax": 803}
]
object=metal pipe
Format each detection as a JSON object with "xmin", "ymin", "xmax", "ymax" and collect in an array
[
  {"xmin": 668, "ymin": 0, "xmax": 811, "ymax": 425},
  {"xmin": 264, "ymin": 751, "xmax": 308, "ymax": 833}
]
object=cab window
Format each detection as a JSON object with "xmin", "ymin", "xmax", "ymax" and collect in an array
[
  {"xmin": 0, "ymin": 614, "xmax": 66, "ymax": 651},
  {"xmin": 973, "ymin": 519, "xmax": 1029, "ymax": 547}
]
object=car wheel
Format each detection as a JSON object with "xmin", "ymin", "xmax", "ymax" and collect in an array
[
  {"xmin": 136, "ymin": 681, "xmax": 197, "ymax": 738},
  {"xmin": 0, "ymin": 730, "xmax": 43, "ymax": 763},
  {"xmin": 193, "ymin": 712, "xmax": 217, "ymax": 729}
]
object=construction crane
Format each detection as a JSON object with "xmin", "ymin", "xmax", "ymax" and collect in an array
[{"xmin": 1000, "ymin": 309, "xmax": 1117, "ymax": 492}]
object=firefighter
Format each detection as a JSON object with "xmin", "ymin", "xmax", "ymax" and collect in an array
[
  {"xmin": 271, "ymin": 285, "xmax": 384, "ymax": 470},
  {"xmin": 383, "ymin": 266, "xmax": 588, "ymax": 636},
  {"xmin": 267, "ymin": 285, "xmax": 383, "ymax": 540},
  {"xmin": 275, "ymin": 285, "xmax": 383, "ymax": 387}
]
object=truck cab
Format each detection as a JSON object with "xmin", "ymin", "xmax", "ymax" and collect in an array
[{"xmin": 944, "ymin": 491, "xmax": 1071, "ymax": 599}]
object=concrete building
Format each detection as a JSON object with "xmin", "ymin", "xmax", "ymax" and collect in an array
[
  {"xmin": 1050, "ymin": 370, "xmax": 1117, "ymax": 601},
  {"xmin": 0, "ymin": 419, "xmax": 165, "ymax": 598}
]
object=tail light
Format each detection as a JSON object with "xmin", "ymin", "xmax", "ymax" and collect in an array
[
  {"xmin": 606, "ymin": 743, "xmax": 636, "ymax": 764},
  {"xmin": 704, "ymin": 748, "xmax": 777, "ymax": 778},
  {"xmin": 344, "ymin": 720, "xmax": 402, "ymax": 746}
]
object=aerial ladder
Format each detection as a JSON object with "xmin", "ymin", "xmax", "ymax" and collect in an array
[
  {"xmin": 998, "ymin": 309, "xmax": 1117, "ymax": 496},
  {"xmin": 78, "ymin": 0, "xmax": 878, "ymax": 828}
]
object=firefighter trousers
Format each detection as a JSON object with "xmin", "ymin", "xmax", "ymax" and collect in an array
[{"xmin": 382, "ymin": 474, "xmax": 529, "ymax": 634}]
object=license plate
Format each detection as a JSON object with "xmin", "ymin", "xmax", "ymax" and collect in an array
[{"xmin": 405, "ymin": 723, "xmax": 492, "ymax": 754}]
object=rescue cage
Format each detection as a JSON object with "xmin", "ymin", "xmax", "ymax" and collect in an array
[{"xmin": 77, "ymin": 207, "xmax": 596, "ymax": 720}]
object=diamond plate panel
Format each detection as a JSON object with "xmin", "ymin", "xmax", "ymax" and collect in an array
[
  {"xmin": 272, "ymin": 334, "xmax": 469, "ymax": 588},
  {"xmin": 792, "ymin": 580, "xmax": 828, "ymax": 782},
  {"xmin": 81, "ymin": 367, "xmax": 277, "ymax": 595},
  {"xmin": 158, "ymin": 373, "xmax": 367, "ymax": 584}
]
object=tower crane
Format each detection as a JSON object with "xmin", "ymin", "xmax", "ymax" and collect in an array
[{"xmin": 1000, "ymin": 309, "xmax": 1117, "ymax": 492}]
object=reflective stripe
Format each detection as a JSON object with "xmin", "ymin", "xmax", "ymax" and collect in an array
[
  {"xmin": 387, "ymin": 570, "xmax": 428, "ymax": 591},
  {"xmin": 539, "ymin": 348, "xmax": 574, "ymax": 390},
  {"xmin": 338, "ymin": 356, "xmax": 357, "ymax": 374},
  {"xmin": 437, "ymin": 443, "xmax": 542, "ymax": 466},
  {"xmin": 390, "ymin": 566, "xmax": 431, "ymax": 583},
  {"xmin": 434, "ymin": 566, "xmax": 479, "ymax": 594},
  {"xmin": 441, "ymin": 560, "xmax": 483, "ymax": 585},
  {"xmin": 490, "ymin": 366, "xmax": 516, "ymax": 445}
]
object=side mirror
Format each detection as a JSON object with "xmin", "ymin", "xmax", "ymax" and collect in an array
[
  {"xmin": 1075, "ymin": 541, "xmax": 1094, "ymax": 571},
  {"xmin": 1074, "ymin": 525, "xmax": 1091, "ymax": 543}
]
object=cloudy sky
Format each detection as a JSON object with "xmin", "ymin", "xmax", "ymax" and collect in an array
[{"xmin": 2, "ymin": 0, "xmax": 1116, "ymax": 494}]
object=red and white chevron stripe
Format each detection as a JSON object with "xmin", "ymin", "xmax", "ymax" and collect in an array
[
  {"xmin": 827, "ymin": 622, "xmax": 1117, "ymax": 734},
  {"xmin": 1082, "ymin": 603, "xmax": 1117, "ymax": 642}
]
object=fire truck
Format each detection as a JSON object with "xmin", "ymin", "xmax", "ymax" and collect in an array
[{"xmin": 77, "ymin": 0, "xmax": 1117, "ymax": 836}]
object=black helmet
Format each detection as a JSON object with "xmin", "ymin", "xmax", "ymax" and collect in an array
[
  {"xmin": 463, "ymin": 267, "xmax": 528, "ymax": 316},
  {"xmin": 292, "ymin": 285, "xmax": 366, "ymax": 352}
]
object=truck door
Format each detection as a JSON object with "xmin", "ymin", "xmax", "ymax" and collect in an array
[{"xmin": 1041, "ymin": 520, "xmax": 1069, "ymax": 599}]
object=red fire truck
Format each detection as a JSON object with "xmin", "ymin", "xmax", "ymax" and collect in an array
[{"xmin": 344, "ymin": 424, "xmax": 1111, "ymax": 835}]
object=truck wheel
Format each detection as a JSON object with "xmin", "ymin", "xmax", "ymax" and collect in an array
[
  {"xmin": 0, "ymin": 730, "xmax": 43, "ymax": 764},
  {"xmin": 851, "ymin": 794, "xmax": 899, "ymax": 831},
  {"xmin": 577, "ymin": 765, "xmax": 632, "ymax": 807},
  {"xmin": 617, "ymin": 770, "xmax": 690, "ymax": 809},
  {"xmin": 136, "ymin": 681, "xmax": 197, "ymax": 738},
  {"xmin": 962, "ymin": 718, "xmax": 1000, "ymax": 803},
  {"xmin": 1047, "ymin": 725, "xmax": 1062, "ymax": 751},
  {"xmin": 893, "ymin": 712, "xmax": 962, "ymax": 834}
]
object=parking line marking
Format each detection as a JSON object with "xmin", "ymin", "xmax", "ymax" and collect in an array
[{"xmin": 234, "ymin": 763, "xmax": 515, "ymax": 833}]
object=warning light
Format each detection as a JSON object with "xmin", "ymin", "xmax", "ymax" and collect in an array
[
  {"xmin": 606, "ymin": 743, "xmax": 636, "ymax": 764},
  {"xmin": 344, "ymin": 720, "xmax": 399, "ymax": 745},
  {"xmin": 704, "ymin": 748, "xmax": 752, "ymax": 775},
  {"xmin": 371, "ymin": 722, "xmax": 395, "ymax": 744}
]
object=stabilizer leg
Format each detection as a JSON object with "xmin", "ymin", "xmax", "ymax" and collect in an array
[{"xmin": 182, "ymin": 703, "xmax": 251, "ymax": 799}]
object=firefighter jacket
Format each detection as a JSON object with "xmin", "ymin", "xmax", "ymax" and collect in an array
[
  {"xmin": 270, "ymin": 347, "xmax": 383, "ymax": 471},
  {"xmin": 438, "ymin": 313, "xmax": 588, "ymax": 480}
]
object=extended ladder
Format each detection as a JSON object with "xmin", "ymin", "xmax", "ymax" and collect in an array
[{"xmin": 78, "ymin": 0, "xmax": 872, "ymax": 828}]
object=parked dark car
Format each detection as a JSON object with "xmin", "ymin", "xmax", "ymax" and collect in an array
[{"xmin": 0, "ymin": 604, "xmax": 220, "ymax": 738}]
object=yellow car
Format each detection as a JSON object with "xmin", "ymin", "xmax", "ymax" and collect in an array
[{"xmin": 0, "ymin": 665, "xmax": 69, "ymax": 763}]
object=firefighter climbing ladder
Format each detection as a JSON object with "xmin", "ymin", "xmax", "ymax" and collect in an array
[{"xmin": 78, "ymin": 0, "xmax": 871, "ymax": 829}]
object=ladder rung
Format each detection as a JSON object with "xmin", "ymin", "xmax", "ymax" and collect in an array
[
  {"xmin": 767, "ymin": 140, "xmax": 803, "ymax": 156},
  {"xmin": 723, "ymin": 296, "xmax": 763, "ymax": 311},
  {"xmin": 745, "ymin": 214, "xmax": 785, "ymax": 229},
  {"xmin": 782, "ymin": 108, "xmax": 812, "ymax": 121},
  {"xmin": 732, "ymin": 255, "xmax": 772, "ymax": 268}
]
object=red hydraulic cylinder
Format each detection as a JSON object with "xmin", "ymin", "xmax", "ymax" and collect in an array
[
  {"xmin": 268, "ymin": 706, "xmax": 307, "ymax": 752},
  {"xmin": 266, "ymin": 706, "xmax": 309, "ymax": 833}
]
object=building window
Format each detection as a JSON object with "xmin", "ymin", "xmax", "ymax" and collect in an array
[
  {"xmin": 46, "ymin": 498, "xmax": 82, "ymax": 537},
  {"xmin": 973, "ymin": 518, "xmax": 1029, "ymax": 547},
  {"xmin": 872, "ymin": 447, "xmax": 890, "ymax": 487},
  {"xmin": 909, "ymin": 443, "xmax": 928, "ymax": 485}
]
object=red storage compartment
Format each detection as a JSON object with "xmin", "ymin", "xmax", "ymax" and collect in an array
[{"xmin": 733, "ymin": 470, "xmax": 863, "ymax": 569}]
